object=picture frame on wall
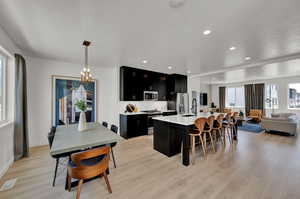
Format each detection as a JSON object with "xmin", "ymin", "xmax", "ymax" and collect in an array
[{"xmin": 51, "ymin": 75, "xmax": 97, "ymax": 126}]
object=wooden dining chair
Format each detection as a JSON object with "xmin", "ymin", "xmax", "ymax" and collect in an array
[
  {"xmin": 202, "ymin": 115, "xmax": 216, "ymax": 153},
  {"xmin": 190, "ymin": 118, "xmax": 207, "ymax": 164},
  {"xmin": 110, "ymin": 124, "xmax": 118, "ymax": 168},
  {"xmin": 212, "ymin": 114, "xmax": 225, "ymax": 145},
  {"xmin": 47, "ymin": 127, "xmax": 60, "ymax": 187},
  {"xmin": 67, "ymin": 147, "xmax": 112, "ymax": 199}
]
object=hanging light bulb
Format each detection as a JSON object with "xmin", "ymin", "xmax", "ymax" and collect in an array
[{"xmin": 80, "ymin": 40, "xmax": 93, "ymax": 82}]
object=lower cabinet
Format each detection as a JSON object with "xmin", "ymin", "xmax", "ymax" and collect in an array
[
  {"xmin": 153, "ymin": 120, "xmax": 183, "ymax": 157},
  {"xmin": 119, "ymin": 114, "xmax": 148, "ymax": 139}
]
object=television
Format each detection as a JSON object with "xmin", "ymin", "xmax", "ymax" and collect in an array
[{"xmin": 200, "ymin": 93, "xmax": 208, "ymax": 106}]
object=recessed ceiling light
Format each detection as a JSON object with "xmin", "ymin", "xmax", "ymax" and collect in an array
[
  {"xmin": 168, "ymin": 66, "xmax": 172, "ymax": 70},
  {"xmin": 142, "ymin": 60, "xmax": 148, "ymax": 64},
  {"xmin": 229, "ymin": 46, "xmax": 236, "ymax": 51},
  {"xmin": 203, "ymin": 30, "xmax": 211, "ymax": 35},
  {"xmin": 245, "ymin": 57, "xmax": 251, "ymax": 60},
  {"xmin": 187, "ymin": 70, "xmax": 191, "ymax": 74}
]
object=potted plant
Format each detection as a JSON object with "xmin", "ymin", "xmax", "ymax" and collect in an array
[{"xmin": 75, "ymin": 100, "xmax": 87, "ymax": 131}]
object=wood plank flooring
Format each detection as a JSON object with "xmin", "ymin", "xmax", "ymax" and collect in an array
[{"xmin": 1, "ymin": 131, "xmax": 300, "ymax": 199}]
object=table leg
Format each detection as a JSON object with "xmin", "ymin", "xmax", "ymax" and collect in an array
[
  {"xmin": 233, "ymin": 123, "xmax": 238, "ymax": 141},
  {"xmin": 182, "ymin": 128, "xmax": 190, "ymax": 166}
]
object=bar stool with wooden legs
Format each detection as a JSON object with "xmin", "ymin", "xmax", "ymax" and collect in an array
[
  {"xmin": 212, "ymin": 114, "xmax": 225, "ymax": 145},
  {"xmin": 222, "ymin": 113, "xmax": 234, "ymax": 144},
  {"xmin": 230, "ymin": 112, "xmax": 239, "ymax": 141},
  {"xmin": 189, "ymin": 118, "xmax": 207, "ymax": 164},
  {"xmin": 202, "ymin": 115, "xmax": 216, "ymax": 153},
  {"xmin": 67, "ymin": 146, "xmax": 112, "ymax": 199}
]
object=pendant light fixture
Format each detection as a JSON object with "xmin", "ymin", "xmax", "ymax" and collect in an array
[{"xmin": 80, "ymin": 40, "xmax": 93, "ymax": 82}]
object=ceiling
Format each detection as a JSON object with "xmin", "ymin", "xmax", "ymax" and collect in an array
[{"xmin": 1, "ymin": 0, "xmax": 300, "ymax": 76}]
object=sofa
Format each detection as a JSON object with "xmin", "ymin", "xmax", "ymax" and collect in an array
[{"xmin": 261, "ymin": 113, "xmax": 299, "ymax": 135}]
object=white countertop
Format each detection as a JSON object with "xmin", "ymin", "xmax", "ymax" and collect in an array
[
  {"xmin": 153, "ymin": 113, "xmax": 221, "ymax": 126},
  {"xmin": 120, "ymin": 112, "xmax": 148, "ymax": 115},
  {"xmin": 120, "ymin": 110, "xmax": 176, "ymax": 116}
]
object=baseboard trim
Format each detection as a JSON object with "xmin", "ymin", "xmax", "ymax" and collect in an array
[{"xmin": 0, "ymin": 157, "xmax": 14, "ymax": 180}]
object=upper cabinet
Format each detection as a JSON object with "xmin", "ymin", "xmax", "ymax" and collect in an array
[
  {"xmin": 167, "ymin": 74, "xmax": 187, "ymax": 100},
  {"xmin": 120, "ymin": 66, "xmax": 187, "ymax": 101}
]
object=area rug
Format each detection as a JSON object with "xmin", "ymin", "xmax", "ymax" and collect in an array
[{"xmin": 238, "ymin": 123, "xmax": 264, "ymax": 133}]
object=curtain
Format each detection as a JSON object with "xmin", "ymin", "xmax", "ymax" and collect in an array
[
  {"xmin": 244, "ymin": 84, "xmax": 254, "ymax": 115},
  {"xmin": 254, "ymin": 83, "xmax": 265, "ymax": 114},
  {"xmin": 14, "ymin": 54, "xmax": 29, "ymax": 160},
  {"xmin": 219, "ymin": 87, "xmax": 225, "ymax": 112},
  {"xmin": 244, "ymin": 83, "xmax": 265, "ymax": 116}
]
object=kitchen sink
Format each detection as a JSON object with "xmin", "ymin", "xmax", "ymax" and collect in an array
[{"xmin": 181, "ymin": 114, "xmax": 195, "ymax": 117}]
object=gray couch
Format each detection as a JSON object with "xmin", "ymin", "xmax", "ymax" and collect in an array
[{"xmin": 261, "ymin": 113, "xmax": 299, "ymax": 135}]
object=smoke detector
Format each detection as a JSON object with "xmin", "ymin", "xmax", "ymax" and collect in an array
[{"xmin": 169, "ymin": 0, "xmax": 186, "ymax": 8}]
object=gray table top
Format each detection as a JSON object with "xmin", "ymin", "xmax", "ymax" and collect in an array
[{"xmin": 50, "ymin": 122, "xmax": 124, "ymax": 156}]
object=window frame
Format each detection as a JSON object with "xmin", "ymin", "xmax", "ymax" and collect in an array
[
  {"xmin": 225, "ymin": 86, "xmax": 245, "ymax": 108},
  {"xmin": 0, "ymin": 52, "xmax": 7, "ymax": 124},
  {"xmin": 265, "ymin": 84, "xmax": 279, "ymax": 110},
  {"xmin": 288, "ymin": 82, "xmax": 300, "ymax": 110}
]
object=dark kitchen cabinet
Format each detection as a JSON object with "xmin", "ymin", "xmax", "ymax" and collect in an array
[
  {"xmin": 120, "ymin": 66, "xmax": 187, "ymax": 101},
  {"xmin": 153, "ymin": 74, "xmax": 167, "ymax": 101},
  {"xmin": 167, "ymin": 74, "xmax": 187, "ymax": 100},
  {"xmin": 140, "ymin": 70, "xmax": 155, "ymax": 91},
  {"xmin": 120, "ymin": 67, "xmax": 143, "ymax": 101},
  {"xmin": 120, "ymin": 114, "xmax": 148, "ymax": 139}
]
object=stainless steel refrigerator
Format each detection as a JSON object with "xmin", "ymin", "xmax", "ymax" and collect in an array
[{"xmin": 167, "ymin": 93, "xmax": 189, "ymax": 114}]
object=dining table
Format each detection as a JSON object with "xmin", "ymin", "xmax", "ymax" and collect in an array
[{"xmin": 50, "ymin": 122, "xmax": 124, "ymax": 190}]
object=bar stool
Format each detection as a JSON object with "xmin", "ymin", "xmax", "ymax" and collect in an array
[
  {"xmin": 212, "ymin": 114, "xmax": 225, "ymax": 145},
  {"xmin": 189, "ymin": 118, "xmax": 207, "ymax": 164},
  {"xmin": 202, "ymin": 115, "xmax": 216, "ymax": 153},
  {"xmin": 222, "ymin": 113, "xmax": 234, "ymax": 144},
  {"xmin": 230, "ymin": 112, "xmax": 239, "ymax": 140}
]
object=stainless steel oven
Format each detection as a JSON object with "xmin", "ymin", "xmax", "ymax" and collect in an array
[{"xmin": 143, "ymin": 91, "xmax": 158, "ymax": 101}]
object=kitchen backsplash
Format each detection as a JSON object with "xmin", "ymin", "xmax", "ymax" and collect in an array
[{"xmin": 119, "ymin": 101, "xmax": 168, "ymax": 113}]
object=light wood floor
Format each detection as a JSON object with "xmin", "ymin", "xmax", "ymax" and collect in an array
[{"xmin": 1, "ymin": 131, "xmax": 300, "ymax": 199}]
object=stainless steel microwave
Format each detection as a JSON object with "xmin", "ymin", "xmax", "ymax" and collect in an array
[{"xmin": 143, "ymin": 91, "xmax": 158, "ymax": 101}]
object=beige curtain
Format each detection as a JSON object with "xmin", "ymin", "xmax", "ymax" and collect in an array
[
  {"xmin": 219, "ymin": 87, "xmax": 225, "ymax": 112},
  {"xmin": 244, "ymin": 84, "xmax": 254, "ymax": 115},
  {"xmin": 254, "ymin": 83, "xmax": 265, "ymax": 114},
  {"xmin": 14, "ymin": 54, "xmax": 29, "ymax": 160},
  {"xmin": 244, "ymin": 83, "xmax": 264, "ymax": 116}
]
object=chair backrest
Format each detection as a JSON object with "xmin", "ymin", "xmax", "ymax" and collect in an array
[
  {"xmin": 225, "ymin": 113, "xmax": 232, "ymax": 122},
  {"xmin": 194, "ymin": 118, "xmax": 207, "ymax": 132},
  {"xmin": 207, "ymin": 115, "xmax": 215, "ymax": 130},
  {"xmin": 249, "ymin": 109, "xmax": 262, "ymax": 117},
  {"xmin": 232, "ymin": 112, "xmax": 239, "ymax": 123},
  {"xmin": 102, "ymin": 121, "xmax": 108, "ymax": 128},
  {"xmin": 216, "ymin": 114, "xmax": 224, "ymax": 127},
  {"xmin": 71, "ymin": 147, "xmax": 110, "ymax": 170},
  {"xmin": 47, "ymin": 126, "xmax": 56, "ymax": 148},
  {"xmin": 224, "ymin": 108, "xmax": 232, "ymax": 113},
  {"xmin": 110, "ymin": 125, "xmax": 118, "ymax": 134}
]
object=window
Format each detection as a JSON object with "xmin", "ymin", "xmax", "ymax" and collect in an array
[
  {"xmin": 289, "ymin": 83, "xmax": 300, "ymax": 109},
  {"xmin": 0, "ymin": 53, "xmax": 6, "ymax": 122},
  {"xmin": 265, "ymin": 84, "xmax": 279, "ymax": 109},
  {"xmin": 226, "ymin": 87, "xmax": 245, "ymax": 108}
]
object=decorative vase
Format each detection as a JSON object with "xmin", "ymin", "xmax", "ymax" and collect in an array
[{"xmin": 78, "ymin": 111, "xmax": 87, "ymax": 132}]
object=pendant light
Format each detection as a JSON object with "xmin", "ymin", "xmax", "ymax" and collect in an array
[{"xmin": 80, "ymin": 40, "xmax": 93, "ymax": 82}]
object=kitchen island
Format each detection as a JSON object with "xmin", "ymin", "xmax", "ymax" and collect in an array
[{"xmin": 153, "ymin": 113, "xmax": 238, "ymax": 166}]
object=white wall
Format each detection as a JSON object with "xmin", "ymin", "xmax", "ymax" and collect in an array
[
  {"xmin": 188, "ymin": 76, "xmax": 212, "ymax": 112},
  {"xmin": 0, "ymin": 25, "xmax": 20, "ymax": 178},
  {"xmin": 211, "ymin": 76, "xmax": 300, "ymax": 115},
  {"xmin": 26, "ymin": 57, "xmax": 168, "ymax": 147}
]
